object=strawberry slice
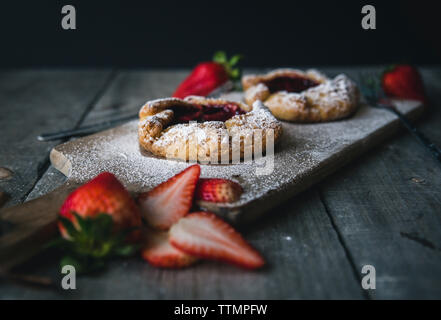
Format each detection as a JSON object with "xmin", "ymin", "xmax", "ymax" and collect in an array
[
  {"xmin": 141, "ymin": 228, "xmax": 197, "ymax": 268},
  {"xmin": 169, "ymin": 212, "xmax": 264, "ymax": 269},
  {"xmin": 138, "ymin": 165, "xmax": 201, "ymax": 230},
  {"xmin": 195, "ymin": 178, "xmax": 243, "ymax": 203}
]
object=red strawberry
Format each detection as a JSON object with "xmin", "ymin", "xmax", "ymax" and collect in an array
[
  {"xmin": 382, "ymin": 65, "xmax": 427, "ymax": 104},
  {"xmin": 138, "ymin": 165, "xmax": 201, "ymax": 230},
  {"xmin": 195, "ymin": 178, "xmax": 243, "ymax": 203},
  {"xmin": 141, "ymin": 228, "xmax": 197, "ymax": 268},
  {"xmin": 59, "ymin": 172, "xmax": 142, "ymax": 239},
  {"xmin": 172, "ymin": 51, "xmax": 242, "ymax": 98},
  {"xmin": 169, "ymin": 212, "xmax": 264, "ymax": 269}
]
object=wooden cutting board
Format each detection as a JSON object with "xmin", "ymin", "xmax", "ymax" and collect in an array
[{"xmin": 0, "ymin": 94, "xmax": 423, "ymax": 269}]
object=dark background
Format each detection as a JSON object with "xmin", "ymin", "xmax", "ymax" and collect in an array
[{"xmin": 0, "ymin": 0, "xmax": 439, "ymax": 68}]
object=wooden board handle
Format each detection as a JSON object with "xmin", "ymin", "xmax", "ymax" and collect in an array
[{"xmin": 0, "ymin": 183, "xmax": 75, "ymax": 271}]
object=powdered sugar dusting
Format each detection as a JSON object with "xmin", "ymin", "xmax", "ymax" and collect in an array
[{"xmin": 304, "ymin": 74, "xmax": 359, "ymax": 110}]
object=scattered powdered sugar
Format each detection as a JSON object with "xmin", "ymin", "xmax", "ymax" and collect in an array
[
  {"xmin": 55, "ymin": 94, "xmax": 420, "ymax": 215},
  {"xmin": 153, "ymin": 121, "xmax": 226, "ymax": 148},
  {"xmin": 304, "ymin": 74, "xmax": 359, "ymax": 108}
]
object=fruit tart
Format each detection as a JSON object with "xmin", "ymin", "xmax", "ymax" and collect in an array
[
  {"xmin": 242, "ymin": 69, "xmax": 360, "ymax": 122},
  {"xmin": 138, "ymin": 96, "xmax": 283, "ymax": 163}
]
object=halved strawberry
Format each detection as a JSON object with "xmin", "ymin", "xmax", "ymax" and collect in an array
[
  {"xmin": 169, "ymin": 212, "xmax": 264, "ymax": 269},
  {"xmin": 195, "ymin": 178, "xmax": 243, "ymax": 203},
  {"xmin": 141, "ymin": 228, "xmax": 197, "ymax": 268},
  {"xmin": 138, "ymin": 165, "xmax": 201, "ymax": 230}
]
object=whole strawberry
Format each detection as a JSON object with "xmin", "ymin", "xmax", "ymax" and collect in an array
[
  {"xmin": 382, "ymin": 65, "xmax": 427, "ymax": 104},
  {"xmin": 60, "ymin": 172, "xmax": 142, "ymax": 237},
  {"xmin": 173, "ymin": 51, "xmax": 242, "ymax": 99},
  {"xmin": 56, "ymin": 172, "xmax": 142, "ymax": 273}
]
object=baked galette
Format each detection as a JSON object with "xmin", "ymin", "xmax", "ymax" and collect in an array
[
  {"xmin": 242, "ymin": 69, "xmax": 360, "ymax": 122},
  {"xmin": 138, "ymin": 96, "xmax": 282, "ymax": 163}
]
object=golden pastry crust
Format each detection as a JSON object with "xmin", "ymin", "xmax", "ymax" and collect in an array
[
  {"xmin": 138, "ymin": 96, "xmax": 282, "ymax": 163},
  {"xmin": 242, "ymin": 69, "xmax": 360, "ymax": 122}
]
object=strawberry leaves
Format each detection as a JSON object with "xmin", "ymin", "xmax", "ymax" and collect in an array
[
  {"xmin": 173, "ymin": 51, "xmax": 244, "ymax": 98},
  {"xmin": 213, "ymin": 51, "xmax": 243, "ymax": 81},
  {"xmin": 52, "ymin": 213, "xmax": 139, "ymax": 274}
]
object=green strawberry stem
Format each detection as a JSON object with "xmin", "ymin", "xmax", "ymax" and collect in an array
[
  {"xmin": 382, "ymin": 64, "xmax": 396, "ymax": 76},
  {"xmin": 213, "ymin": 51, "xmax": 243, "ymax": 81},
  {"xmin": 52, "ymin": 213, "xmax": 140, "ymax": 274}
]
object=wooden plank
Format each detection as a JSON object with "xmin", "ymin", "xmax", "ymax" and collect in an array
[
  {"xmin": 0, "ymin": 184, "xmax": 74, "ymax": 270},
  {"xmin": 0, "ymin": 70, "xmax": 113, "ymax": 209},
  {"xmin": 0, "ymin": 70, "xmax": 365, "ymax": 299},
  {"xmin": 21, "ymin": 70, "xmax": 189, "ymax": 203},
  {"xmin": 81, "ymin": 70, "xmax": 188, "ymax": 125},
  {"xmin": 319, "ymin": 68, "xmax": 441, "ymax": 299},
  {"xmin": 25, "ymin": 167, "xmax": 68, "ymax": 202},
  {"xmin": 0, "ymin": 70, "xmax": 114, "ymax": 270},
  {"xmin": 0, "ymin": 71, "xmax": 186, "ymax": 269}
]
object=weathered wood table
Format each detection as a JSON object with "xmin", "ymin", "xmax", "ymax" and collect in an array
[{"xmin": 0, "ymin": 67, "xmax": 440, "ymax": 299}]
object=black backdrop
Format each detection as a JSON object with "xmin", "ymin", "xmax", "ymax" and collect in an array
[{"xmin": 0, "ymin": 0, "xmax": 439, "ymax": 68}]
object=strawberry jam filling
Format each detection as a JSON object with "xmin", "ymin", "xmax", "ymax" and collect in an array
[
  {"xmin": 172, "ymin": 103, "xmax": 246, "ymax": 123},
  {"xmin": 264, "ymin": 76, "xmax": 319, "ymax": 93}
]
